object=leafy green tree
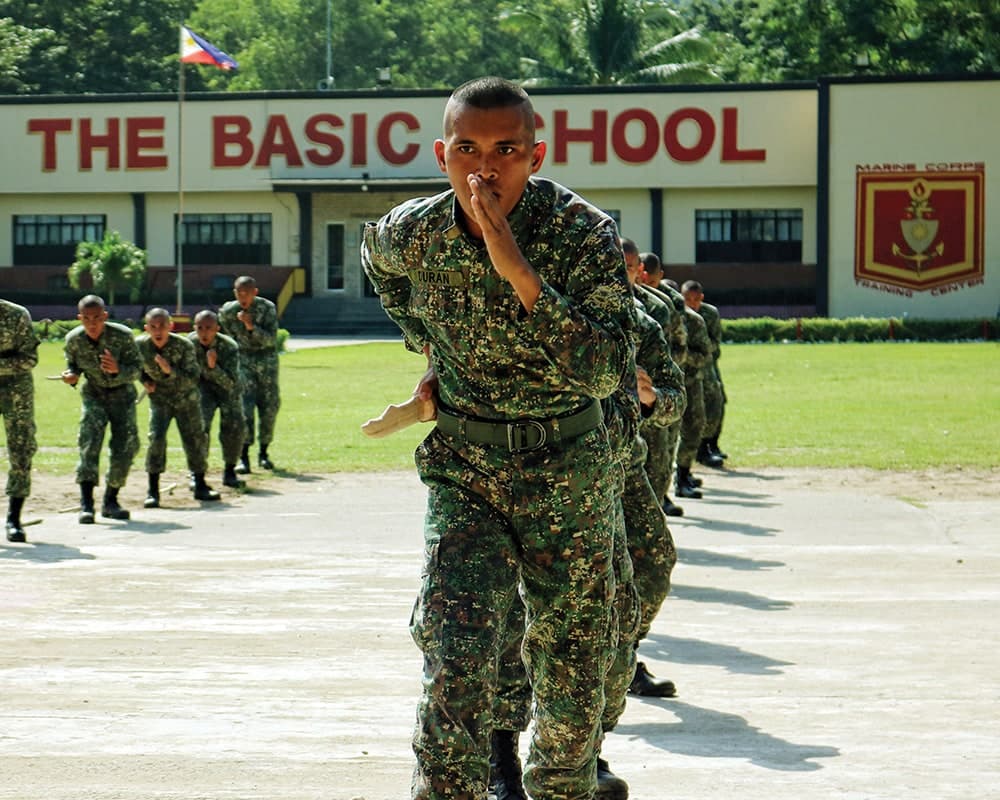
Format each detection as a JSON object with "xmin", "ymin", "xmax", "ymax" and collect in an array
[
  {"xmin": 1, "ymin": 0, "xmax": 198, "ymax": 93},
  {"xmin": 68, "ymin": 231, "xmax": 148, "ymax": 306},
  {"xmin": 0, "ymin": 17, "xmax": 57, "ymax": 92},
  {"xmin": 499, "ymin": 0, "xmax": 719, "ymax": 86}
]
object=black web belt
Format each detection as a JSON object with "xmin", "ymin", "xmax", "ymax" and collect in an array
[{"xmin": 435, "ymin": 401, "xmax": 602, "ymax": 453}]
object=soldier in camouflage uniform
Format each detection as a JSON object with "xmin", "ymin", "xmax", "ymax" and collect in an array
[
  {"xmin": 362, "ymin": 78, "xmax": 633, "ymax": 800},
  {"xmin": 219, "ymin": 276, "xmax": 279, "ymax": 473},
  {"xmin": 636, "ymin": 251, "xmax": 689, "ymax": 517},
  {"xmin": 1, "ymin": 299, "xmax": 38, "ymax": 542},
  {"xmin": 137, "ymin": 308, "xmax": 220, "ymax": 507},
  {"xmin": 675, "ymin": 300, "xmax": 713, "ymax": 498},
  {"xmin": 489, "ymin": 293, "xmax": 686, "ymax": 800},
  {"xmin": 683, "ymin": 280, "xmax": 729, "ymax": 466},
  {"xmin": 62, "ymin": 295, "xmax": 141, "ymax": 524},
  {"xmin": 189, "ymin": 310, "xmax": 245, "ymax": 489}
]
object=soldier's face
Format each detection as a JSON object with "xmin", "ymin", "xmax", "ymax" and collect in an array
[
  {"xmin": 195, "ymin": 318, "xmax": 219, "ymax": 346},
  {"xmin": 623, "ymin": 251, "xmax": 642, "ymax": 286},
  {"xmin": 683, "ymin": 289, "xmax": 703, "ymax": 310},
  {"xmin": 78, "ymin": 307, "xmax": 108, "ymax": 340},
  {"xmin": 434, "ymin": 102, "xmax": 545, "ymax": 237},
  {"xmin": 234, "ymin": 286, "xmax": 258, "ymax": 308},
  {"xmin": 145, "ymin": 316, "xmax": 173, "ymax": 347}
]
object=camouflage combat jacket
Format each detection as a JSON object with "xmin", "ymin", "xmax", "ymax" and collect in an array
[
  {"xmin": 0, "ymin": 299, "xmax": 39, "ymax": 381},
  {"xmin": 219, "ymin": 297, "xmax": 278, "ymax": 356},
  {"xmin": 136, "ymin": 333, "xmax": 201, "ymax": 399},
  {"xmin": 362, "ymin": 177, "xmax": 633, "ymax": 420},
  {"xmin": 64, "ymin": 321, "xmax": 141, "ymax": 395},
  {"xmin": 187, "ymin": 331, "xmax": 241, "ymax": 398},
  {"xmin": 699, "ymin": 302, "xmax": 723, "ymax": 363}
]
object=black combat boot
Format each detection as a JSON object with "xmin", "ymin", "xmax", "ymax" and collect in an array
[
  {"xmin": 696, "ymin": 439, "xmax": 724, "ymax": 468},
  {"xmin": 6, "ymin": 496, "xmax": 27, "ymax": 542},
  {"xmin": 235, "ymin": 445, "xmax": 252, "ymax": 475},
  {"xmin": 144, "ymin": 473, "xmax": 161, "ymax": 509},
  {"xmin": 258, "ymin": 445, "xmax": 274, "ymax": 471},
  {"xmin": 675, "ymin": 467, "xmax": 702, "ymax": 499},
  {"xmin": 662, "ymin": 495, "xmax": 684, "ymax": 517},
  {"xmin": 628, "ymin": 661, "xmax": 677, "ymax": 698},
  {"xmin": 489, "ymin": 730, "xmax": 527, "ymax": 800},
  {"xmin": 709, "ymin": 436, "xmax": 728, "ymax": 460},
  {"xmin": 222, "ymin": 464, "xmax": 244, "ymax": 489},
  {"xmin": 595, "ymin": 756, "xmax": 629, "ymax": 800},
  {"xmin": 79, "ymin": 481, "xmax": 96, "ymax": 524},
  {"xmin": 101, "ymin": 486, "xmax": 131, "ymax": 520},
  {"xmin": 193, "ymin": 474, "xmax": 221, "ymax": 502}
]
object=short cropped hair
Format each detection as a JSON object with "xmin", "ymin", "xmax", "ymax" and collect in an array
[
  {"xmin": 234, "ymin": 275, "xmax": 257, "ymax": 289},
  {"xmin": 620, "ymin": 237, "xmax": 639, "ymax": 257},
  {"xmin": 682, "ymin": 280, "xmax": 703, "ymax": 294},
  {"xmin": 78, "ymin": 294, "xmax": 105, "ymax": 312},
  {"xmin": 144, "ymin": 307, "xmax": 171, "ymax": 323},
  {"xmin": 194, "ymin": 309, "xmax": 219, "ymax": 324},
  {"xmin": 639, "ymin": 252, "xmax": 662, "ymax": 275},
  {"xmin": 444, "ymin": 77, "xmax": 535, "ymax": 138}
]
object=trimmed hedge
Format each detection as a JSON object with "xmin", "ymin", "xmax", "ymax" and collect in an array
[{"xmin": 721, "ymin": 317, "xmax": 998, "ymax": 343}]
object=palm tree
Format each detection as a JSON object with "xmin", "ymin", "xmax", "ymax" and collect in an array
[
  {"xmin": 501, "ymin": 0, "xmax": 720, "ymax": 86},
  {"xmin": 68, "ymin": 230, "xmax": 147, "ymax": 306}
]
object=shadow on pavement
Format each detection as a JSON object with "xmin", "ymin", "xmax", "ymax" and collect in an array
[
  {"xmin": 642, "ymin": 633, "xmax": 794, "ymax": 676},
  {"xmin": 669, "ymin": 583, "xmax": 793, "ymax": 611},
  {"xmin": 615, "ymin": 700, "xmax": 839, "ymax": 771},
  {"xmin": 677, "ymin": 547, "xmax": 785, "ymax": 571},
  {"xmin": 0, "ymin": 541, "xmax": 96, "ymax": 562},
  {"xmin": 674, "ymin": 515, "xmax": 782, "ymax": 537}
]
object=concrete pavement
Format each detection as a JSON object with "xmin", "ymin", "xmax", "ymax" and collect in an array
[{"xmin": 2, "ymin": 467, "xmax": 998, "ymax": 799}]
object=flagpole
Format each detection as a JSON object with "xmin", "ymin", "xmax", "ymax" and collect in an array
[{"xmin": 176, "ymin": 25, "xmax": 185, "ymax": 316}]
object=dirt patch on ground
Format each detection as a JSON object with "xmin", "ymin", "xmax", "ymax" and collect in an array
[{"xmin": 15, "ymin": 464, "xmax": 998, "ymax": 521}]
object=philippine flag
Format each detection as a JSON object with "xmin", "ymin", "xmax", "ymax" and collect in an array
[{"xmin": 180, "ymin": 25, "xmax": 238, "ymax": 71}]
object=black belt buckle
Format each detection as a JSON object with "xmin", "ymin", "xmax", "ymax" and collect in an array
[{"xmin": 507, "ymin": 420, "xmax": 547, "ymax": 453}]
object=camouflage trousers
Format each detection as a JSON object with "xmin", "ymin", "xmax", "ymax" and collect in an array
[
  {"xmin": 145, "ymin": 389, "xmax": 208, "ymax": 475},
  {"xmin": 493, "ymin": 484, "xmax": 638, "ymax": 739},
  {"xmin": 241, "ymin": 353, "xmax": 280, "ymax": 447},
  {"xmin": 411, "ymin": 426, "xmax": 618, "ymax": 800},
  {"xmin": 676, "ymin": 375, "xmax": 706, "ymax": 469},
  {"xmin": 640, "ymin": 420, "xmax": 679, "ymax": 504},
  {"xmin": 199, "ymin": 386, "xmax": 245, "ymax": 466},
  {"xmin": 1, "ymin": 375, "xmax": 36, "ymax": 498},
  {"xmin": 703, "ymin": 363, "xmax": 726, "ymax": 440},
  {"xmin": 77, "ymin": 384, "xmax": 139, "ymax": 489}
]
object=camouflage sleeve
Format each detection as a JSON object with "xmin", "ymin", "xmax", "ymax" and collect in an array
[
  {"xmin": 683, "ymin": 310, "xmax": 711, "ymax": 371},
  {"xmin": 253, "ymin": 300, "xmax": 279, "ymax": 343},
  {"xmin": 520, "ymin": 221, "xmax": 633, "ymax": 399},
  {"xmin": 111, "ymin": 332, "xmax": 142, "ymax": 387},
  {"xmin": 218, "ymin": 304, "xmax": 240, "ymax": 340},
  {"xmin": 635, "ymin": 307, "xmax": 686, "ymax": 429},
  {"xmin": 0, "ymin": 308, "xmax": 39, "ymax": 376},
  {"xmin": 175, "ymin": 339, "xmax": 203, "ymax": 384},
  {"xmin": 207, "ymin": 339, "xmax": 240, "ymax": 393},
  {"xmin": 361, "ymin": 219, "xmax": 429, "ymax": 354},
  {"xmin": 709, "ymin": 315, "xmax": 722, "ymax": 361}
]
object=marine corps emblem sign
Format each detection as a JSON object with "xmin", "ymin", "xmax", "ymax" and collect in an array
[{"xmin": 855, "ymin": 165, "xmax": 984, "ymax": 293}]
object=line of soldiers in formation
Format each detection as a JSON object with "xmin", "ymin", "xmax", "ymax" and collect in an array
[
  {"xmin": 1, "ymin": 276, "xmax": 281, "ymax": 543},
  {"xmin": 622, "ymin": 239, "xmax": 730, "ymax": 515},
  {"xmin": 485, "ymin": 239, "xmax": 732, "ymax": 800}
]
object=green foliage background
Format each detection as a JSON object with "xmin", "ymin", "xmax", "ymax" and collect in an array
[
  {"xmin": 2, "ymin": 0, "xmax": 997, "ymax": 94},
  {"xmin": 9, "ymin": 340, "xmax": 998, "ymax": 477}
]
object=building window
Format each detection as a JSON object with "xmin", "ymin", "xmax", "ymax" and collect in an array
[
  {"xmin": 13, "ymin": 214, "xmax": 105, "ymax": 266},
  {"xmin": 327, "ymin": 223, "xmax": 345, "ymax": 290},
  {"xmin": 695, "ymin": 209, "xmax": 802, "ymax": 263},
  {"xmin": 176, "ymin": 213, "xmax": 271, "ymax": 265}
]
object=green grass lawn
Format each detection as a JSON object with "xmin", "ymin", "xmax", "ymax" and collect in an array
[{"xmin": 6, "ymin": 340, "xmax": 999, "ymax": 475}]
